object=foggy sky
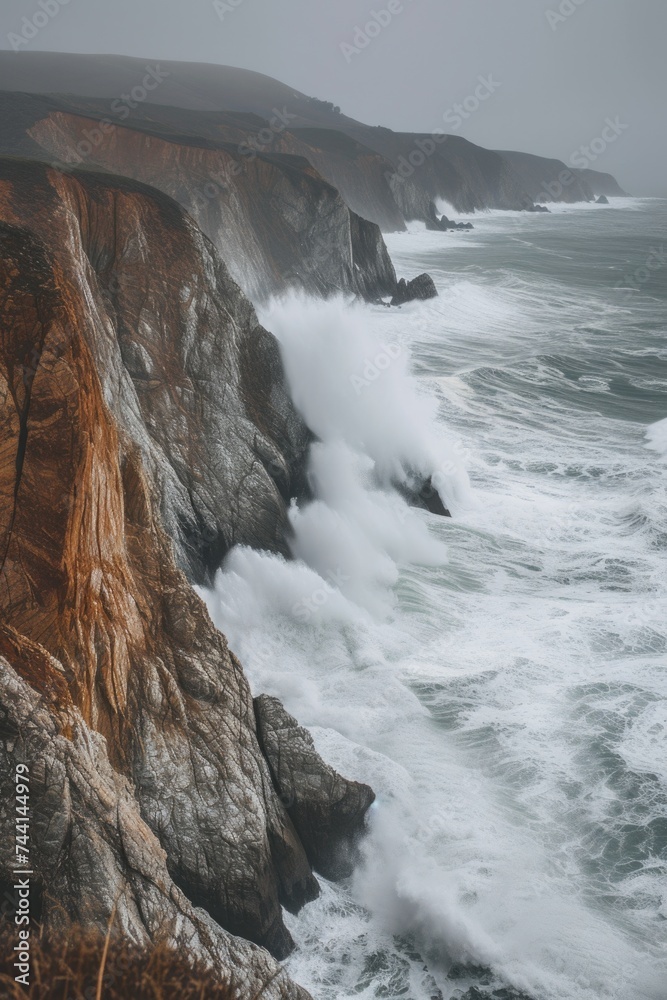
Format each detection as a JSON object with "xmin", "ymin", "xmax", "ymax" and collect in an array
[{"xmin": 1, "ymin": 0, "xmax": 665, "ymax": 195}]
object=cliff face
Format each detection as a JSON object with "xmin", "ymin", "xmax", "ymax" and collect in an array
[
  {"xmin": 274, "ymin": 126, "xmax": 408, "ymax": 232},
  {"xmin": 494, "ymin": 150, "xmax": 595, "ymax": 204},
  {"xmin": 0, "ymin": 161, "xmax": 373, "ymax": 990},
  {"xmin": 0, "ymin": 54, "xmax": 627, "ymax": 243},
  {"xmin": 0, "ymin": 93, "xmax": 397, "ymax": 303},
  {"xmin": 571, "ymin": 167, "xmax": 629, "ymax": 197},
  {"xmin": 0, "ymin": 655, "xmax": 310, "ymax": 1000},
  {"xmin": 0, "ymin": 157, "xmax": 310, "ymax": 581}
]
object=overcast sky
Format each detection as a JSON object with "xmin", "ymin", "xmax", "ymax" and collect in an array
[{"xmin": 1, "ymin": 0, "xmax": 665, "ymax": 194}]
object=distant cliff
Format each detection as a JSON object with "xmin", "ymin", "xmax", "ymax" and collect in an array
[
  {"xmin": 0, "ymin": 92, "xmax": 397, "ymax": 303},
  {"xmin": 571, "ymin": 167, "xmax": 628, "ymax": 197},
  {"xmin": 0, "ymin": 53, "xmax": 628, "ymax": 244}
]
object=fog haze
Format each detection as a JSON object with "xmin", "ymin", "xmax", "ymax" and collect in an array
[{"xmin": 1, "ymin": 0, "xmax": 665, "ymax": 195}]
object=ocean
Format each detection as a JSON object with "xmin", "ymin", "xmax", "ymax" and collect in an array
[{"xmin": 202, "ymin": 197, "xmax": 667, "ymax": 1000}]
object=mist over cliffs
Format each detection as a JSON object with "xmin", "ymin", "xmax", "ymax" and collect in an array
[
  {"xmin": 0, "ymin": 50, "xmax": 628, "ymax": 1000},
  {"xmin": 0, "ymin": 52, "xmax": 626, "ymax": 296}
]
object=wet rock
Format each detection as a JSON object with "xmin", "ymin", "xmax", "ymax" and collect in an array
[
  {"xmin": 425, "ymin": 205, "xmax": 474, "ymax": 232},
  {"xmin": 596, "ymin": 194, "xmax": 610, "ymax": 204},
  {"xmin": 0, "ymin": 164, "xmax": 376, "ymax": 982},
  {"xmin": 0, "ymin": 656, "xmax": 311, "ymax": 999},
  {"xmin": 390, "ymin": 273, "xmax": 438, "ymax": 306},
  {"xmin": 397, "ymin": 475, "xmax": 452, "ymax": 517},
  {"xmin": 254, "ymin": 695, "xmax": 375, "ymax": 879}
]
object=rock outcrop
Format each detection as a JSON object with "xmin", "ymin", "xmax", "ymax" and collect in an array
[
  {"xmin": 0, "ymin": 159, "xmax": 373, "ymax": 991},
  {"xmin": 255, "ymin": 696, "xmax": 375, "ymax": 879},
  {"xmin": 0, "ymin": 657, "xmax": 309, "ymax": 999},
  {"xmin": 390, "ymin": 273, "xmax": 438, "ymax": 306},
  {"xmin": 426, "ymin": 211, "xmax": 475, "ymax": 231}
]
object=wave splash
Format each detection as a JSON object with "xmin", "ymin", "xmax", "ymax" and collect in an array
[{"xmin": 202, "ymin": 256, "xmax": 667, "ymax": 1000}]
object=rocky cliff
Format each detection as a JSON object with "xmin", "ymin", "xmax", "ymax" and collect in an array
[
  {"xmin": 0, "ymin": 159, "xmax": 374, "ymax": 995},
  {"xmin": 571, "ymin": 167, "xmax": 629, "ymax": 197},
  {"xmin": 0, "ymin": 92, "xmax": 398, "ymax": 303},
  {"xmin": 0, "ymin": 53, "xmax": 627, "ymax": 240},
  {"xmin": 0, "ymin": 50, "xmax": 629, "ymax": 998},
  {"xmin": 495, "ymin": 149, "xmax": 597, "ymax": 204}
]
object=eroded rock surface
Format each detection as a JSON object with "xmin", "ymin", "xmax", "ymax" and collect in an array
[
  {"xmin": 0, "ymin": 157, "xmax": 309, "ymax": 581},
  {"xmin": 0, "ymin": 657, "xmax": 311, "ymax": 999},
  {"xmin": 390, "ymin": 273, "xmax": 438, "ymax": 306},
  {"xmin": 2, "ymin": 97, "xmax": 397, "ymax": 304},
  {"xmin": 255, "ymin": 695, "xmax": 375, "ymax": 879},
  {"xmin": 0, "ymin": 161, "xmax": 374, "ymax": 991}
]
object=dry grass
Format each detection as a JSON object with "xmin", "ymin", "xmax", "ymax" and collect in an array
[{"xmin": 0, "ymin": 922, "xmax": 235, "ymax": 999}]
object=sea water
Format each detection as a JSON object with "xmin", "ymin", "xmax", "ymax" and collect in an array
[{"xmin": 202, "ymin": 198, "xmax": 667, "ymax": 1000}]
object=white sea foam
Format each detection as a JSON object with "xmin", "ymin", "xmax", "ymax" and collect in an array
[
  {"xmin": 434, "ymin": 196, "xmax": 462, "ymax": 219},
  {"xmin": 645, "ymin": 416, "xmax": 667, "ymax": 456},
  {"xmin": 202, "ymin": 201, "xmax": 667, "ymax": 1000}
]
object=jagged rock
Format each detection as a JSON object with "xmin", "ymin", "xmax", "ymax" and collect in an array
[
  {"xmin": 396, "ymin": 475, "xmax": 452, "ymax": 517},
  {"xmin": 255, "ymin": 696, "xmax": 375, "ymax": 879},
  {"xmin": 0, "ymin": 657, "xmax": 311, "ymax": 999},
  {"xmin": 349, "ymin": 209, "xmax": 398, "ymax": 299},
  {"xmin": 0, "ymin": 165, "xmax": 374, "ymax": 974},
  {"xmin": 596, "ymin": 194, "xmax": 610, "ymax": 204},
  {"xmin": 521, "ymin": 202, "xmax": 550, "ymax": 213},
  {"xmin": 426, "ymin": 212, "xmax": 474, "ymax": 232},
  {"xmin": 391, "ymin": 273, "xmax": 438, "ymax": 306}
]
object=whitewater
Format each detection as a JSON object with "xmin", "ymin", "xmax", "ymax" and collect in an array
[{"xmin": 201, "ymin": 198, "xmax": 667, "ymax": 1000}]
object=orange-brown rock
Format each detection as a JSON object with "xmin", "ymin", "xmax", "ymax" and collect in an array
[
  {"xmin": 19, "ymin": 103, "xmax": 396, "ymax": 302},
  {"xmin": 0, "ymin": 160, "xmax": 373, "ymax": 992}
]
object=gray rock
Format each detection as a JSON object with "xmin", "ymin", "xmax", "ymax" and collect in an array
[
  {"xmin": 255, "ymin": 695, "xmax": 375, "ymax": 879},
  {"xmin": 390, "ymin": 273, "xmax": 438, "ymax": 306},
  {"xmin": 0, "ymin": 657, "xmax": 312, "ymax": 999}
]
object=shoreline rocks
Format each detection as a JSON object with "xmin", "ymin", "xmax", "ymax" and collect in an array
[
  {"xmin": 255, "ymin": 695, "xmax": 376, "ymax": 880},
  {"xmin": 390, "ymin": 272, "xmax": 438, "ymax": 305}
]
